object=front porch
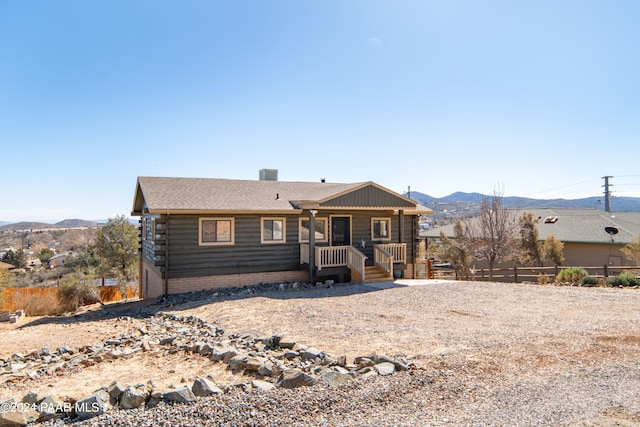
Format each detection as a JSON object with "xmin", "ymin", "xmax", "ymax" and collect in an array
[{"xmin": 300, "ymin": 243, "xmax": 406, "ymax": 284}]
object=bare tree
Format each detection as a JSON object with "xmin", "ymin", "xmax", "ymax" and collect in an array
[
  {"xmin": 461, "ymin": 191, "xmax": 519, "ymax": 280},
  {"xmin": 518, "ymin": 212, "xmax": 543, "ymax": 266}
]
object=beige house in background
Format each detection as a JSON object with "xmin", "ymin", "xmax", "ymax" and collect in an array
[{"xmin": 422, "ymin": 208, "xmax": 640, "ymax": 268}]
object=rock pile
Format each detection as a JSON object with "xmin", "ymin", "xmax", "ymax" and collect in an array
[{"xmin": 1, "ymin": 312, "xmax": 410, "ymax": 425}]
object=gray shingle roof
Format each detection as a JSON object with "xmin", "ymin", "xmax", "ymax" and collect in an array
[
  {"xmin": 132, "ymin": 176, "xmax": 426, "ymax": 215},
  {"xmin": 422, "ymin": 208, "xmax": 640, "ymax": 245}
]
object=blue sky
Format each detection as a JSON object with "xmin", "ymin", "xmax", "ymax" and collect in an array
[{"xmin": 1, "ymin": 1, "xmax": 639, "ymax": 222}]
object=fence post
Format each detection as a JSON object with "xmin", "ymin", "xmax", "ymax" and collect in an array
[
  {"xmin": 427, "ymin": 259, "xmax": 432, "ymax": 279},
  {"xmin": 514, "ymin": 267, "xmax": 518, "ymax": 283},
  {"xmin": 603, "ymin": 264, "xmax": 608, "ymax": 278}
]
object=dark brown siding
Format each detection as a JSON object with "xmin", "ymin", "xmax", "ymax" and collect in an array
[
  {"xmin": 167, "ymin": 214, "xmax": 302, "ymax": 279},
  {"xmin": 321, "ymin": 185, "xmax": 414, "ymax": 208}
]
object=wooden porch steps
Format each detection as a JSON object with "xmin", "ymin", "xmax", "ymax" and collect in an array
[{"xmin": 363, "ymin": 265, "xmax": 393, "ymax": 284}]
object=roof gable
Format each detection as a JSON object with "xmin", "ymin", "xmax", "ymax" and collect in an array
[{"xmin": 318, "ymin": 182, "xmax": 416, "ymax": 209}]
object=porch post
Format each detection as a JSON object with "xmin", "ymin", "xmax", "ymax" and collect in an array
[
  {"xmin": 399, "ymin": 210, "xmax": 405, "ymax": 244},
  {"xmin": 308, "ymin": 210, "xmax": 317, "ymax": 284}
]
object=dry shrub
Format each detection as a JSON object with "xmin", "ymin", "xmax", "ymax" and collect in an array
[
  {"xmin": 23, "ymin": 291, "xmax": 61, "ymax": 316},
  {"xmin": 537, "ymin": 274, "xmax": 550, "ymax": 285},
  {"xmin": 57, "ymin": 274, "xmax": 102, "ymax": 313}
]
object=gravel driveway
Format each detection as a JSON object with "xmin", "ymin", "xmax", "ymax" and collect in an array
[{"xmin": 29, "ymin": 280, "xmax": 640, "ymax": 426}]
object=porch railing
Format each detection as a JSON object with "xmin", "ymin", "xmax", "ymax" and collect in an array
[
  {"xmin": 299, "ymin": 244, "xmax": 368, "ymax": 282},
  {"xmin": 346, "ymin": 246, "xmax": 367, "ymax": 283},
  {"xmin": 374, "ymin": 245, "xmax": 394, "ymax": 276},
  {"xmin": 376, "ymin": 243, "xmax": 406, "ymax": 264}
]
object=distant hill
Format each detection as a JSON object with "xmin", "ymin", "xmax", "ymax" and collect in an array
[
  {"xmin": 0, "ymin": 221, "xmax": 58, "ymax": 231},
  {"xmin": 409, "ymin": 191, "xmax": 640, "ymax": 211},
  {"xmin": 408, "ymin": 191, "xmax": 640, "ymax": 224},
  {"xmin": 55, "ymin": 219, "xmax": 100, "ymax": 228},
  {"xmin": 0, "ymin": 219, "xmax": 102, "ymax": 231}
]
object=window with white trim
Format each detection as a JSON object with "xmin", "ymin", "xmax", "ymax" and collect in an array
[
  {"xmin": 371, "ymin": 217, "xmax": 391, "ymax": 241},
  {"xmin": 199, "ymin": 218, "xmax": 235, "ymax": 246},
  {"xmin": 261, "ymin": 217, "xmax": 286, "ymax": 243},
  {"xmin": 299, "ymin": 218, "xmax": 328, "ymax": 242}
]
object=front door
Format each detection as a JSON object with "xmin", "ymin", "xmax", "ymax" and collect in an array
[{"xmin": 331, "ymin": 216, "xmax": 351, "ymax": 246}]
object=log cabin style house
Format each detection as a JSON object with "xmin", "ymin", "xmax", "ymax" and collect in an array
[{"xmin": 131, "ymin": 172, "xmax": 432, "ymax": 298}]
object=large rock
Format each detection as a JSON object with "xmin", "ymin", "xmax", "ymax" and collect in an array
[
  {"xmin": 374, "ymin": 362, "xmax": 395, "ymax": 376},
  {"xmin": 319, "ymin": 370, "xmax": 354, "ymax": 387},
  {"xmin": 163, "ymin": 386, "xmax": 196, "ymax": 403},
  {"xmin": 276, "ymin": 370, "xmax": 317, "ymax": 389},
  {"xmin": 301, "ymin": 347, "xmax": 323, "ymax": 361},
  {"xmin": 119, "ymin": 385, "xmax": 150, "ymax": 409},
  {"xmin": 107, "ymin": 381, "xmax": 128, "ymax": 403},
  {"xmin": 37, "ymin": 395, "xmax": 70, "ymax": 421},
  {"xmin": 227, "ymin": 354, "xmax": 248, "ymax": 371},
  {"xmin": 74, "ymin": 389, "xmax": 110, "ymax": 420},
  {"xmin": 191, "ymin": 378, "xmax": 223, "ymax": 397},
  {"xmin": 0, "ymin": 398, "xmax": 37, "ymax": 426},
  {"xmin": 251, "ymin": 379, "xmax": 275, "ymax": 391}
]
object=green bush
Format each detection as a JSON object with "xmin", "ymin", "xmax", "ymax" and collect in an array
[
  {"xmin": 556, "ymin": 267, "xmax": 588, "ymax": 284},
  {"xmin": 581, "ymin": 276, "xmax": 599, "ymax": 286},
  {"xmin": 606, "ymin": 272, "xmax": 640, "ymax": 287}
]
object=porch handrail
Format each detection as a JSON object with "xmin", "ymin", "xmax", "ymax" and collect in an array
[
  {"xmin": 374, "ymin": 245, "xmax": 394, "ymax": 276},
  {"xmin": 377, "ymin": 243, "xmax": 406, "ymax": 264},
  {"xmin": 346, "ymin": 246, "xmax": 367, "ymax": 282},
  {"xmin": 315, "ymin": 246, "xmax": 350, "ymax": 270},
  {"xmin": 301, "ymin": 245, "xmax": 368, "ymax": 282}
]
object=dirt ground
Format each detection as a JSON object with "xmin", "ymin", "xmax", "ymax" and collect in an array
[{"xmin": 2, "ymin": 281, "xmax": 640, "ymax": 425}]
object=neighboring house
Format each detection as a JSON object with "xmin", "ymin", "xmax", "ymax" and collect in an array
[
  {"xmin": 422, "ymin": 208, "xmax": 640, "ymax": 268},
  {"xmin": 0, "ymin": 261, "xmax": 14, "ymax": 270},
  {"xmin": 48, "ymin": 252, "xmax": 70, "ymax": 269},
  {"xmin": 131, "ymin": 174, "xmax": 432, "ymax": 299}
]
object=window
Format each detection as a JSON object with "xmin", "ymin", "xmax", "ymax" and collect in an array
[
  {"xmin": 299, "ymin": 218, "xmax": 328, "ymax": 242},
  {"xmin": 371, "ymin": 217, "xmax": 391, "ymax": 241},
  {"xmin": 261, "ymin": 217, "xmax": 286, "ymax": 243},
  {"xmin": 199, "ymin": 218, "xmax": 235, "ymax": 246}
]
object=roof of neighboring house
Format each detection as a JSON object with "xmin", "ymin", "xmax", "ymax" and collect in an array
[
  {"xmin": 422, "ymin": 208, "xmax": 640, "ymax": 245},
  {"xmin": 0, "ymin": 261, "xmax": 14, "ymax": 270},
  {"xmin": 132, "ymin": 176, "xmax": 433, "ymax": 216}
]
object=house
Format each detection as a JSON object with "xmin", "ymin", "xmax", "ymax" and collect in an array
[
  {"xmin": 131, "ymin": 174, "xmax": 433, "ymax": 299},
  {"xmin": 0, "ymin": 261, "xmax": 14, "ymax": 270},
  {"xmin": 422, "ymin": 208, "xmax": 640, "ymax": 268},
  {"xmin": 48, "ymin": 252, "xmax": 71, "ymax": 269}
]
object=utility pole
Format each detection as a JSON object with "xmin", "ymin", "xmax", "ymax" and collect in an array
[{"xmin": 602, "ymin": 176, "xmax": 613, "ymax": 212}]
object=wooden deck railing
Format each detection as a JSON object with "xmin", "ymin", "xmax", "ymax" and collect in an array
[
  {"xmin": 346, "ymin": 246, "xmax": 367, "ymax": 283},
  {"xmin": 300, "ymin": 244, "xmax": 368, "ymax": 281},
  {"xmin": 376, "ymin": 243, "xmax": 406, "ymax": 264},
  {"xmin": 374, "ymin": 245, "xmax": 394, "ymax": 276}
]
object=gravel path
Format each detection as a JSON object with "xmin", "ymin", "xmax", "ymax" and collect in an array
[{"xmin": 34, "ymin": 281, "xmax": 640, "ymax": 426}]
